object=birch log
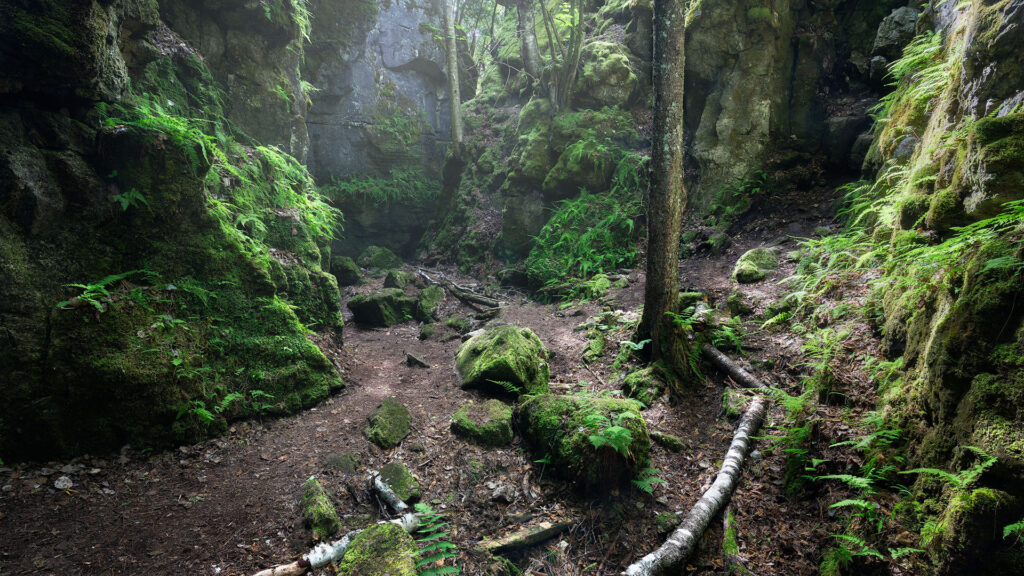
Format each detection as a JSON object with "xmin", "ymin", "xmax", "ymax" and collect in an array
[
  {"xmin": 701, "ymin": 344, "xmax": 767, "ymax": 390},
  {"xmin": 622, "ymin": 396, "xmax": 768, "ymax": 576}
]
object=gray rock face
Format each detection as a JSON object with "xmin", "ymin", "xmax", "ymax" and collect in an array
[
  {"xmin": 304, "ymin": 0, "xmax": 450, "ymax": 181},
  {"xmin": 872, "ymin": 6, "xmax": 919, "ymax": 61}
]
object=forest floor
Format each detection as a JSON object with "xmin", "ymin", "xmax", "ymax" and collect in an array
[{"xmin": 0, "ymin": 176, "xmax": 872, "ymax": 576}]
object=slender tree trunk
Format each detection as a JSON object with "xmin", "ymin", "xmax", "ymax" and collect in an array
[
  {"xmin": 516, "ymin": 0, "xmax": 543, "ymax": 82},
  {"xmin": 637, "ymin": 0, "xmax": 687, "ymax": 375},
  {"xmin": 442, "ymin": 0, "xmax": 464, "ymax": 156}
]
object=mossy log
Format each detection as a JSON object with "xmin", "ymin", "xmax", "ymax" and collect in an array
[{"xmin": 479, "ymin": 520, "xmax": 573, "ymax": 554}]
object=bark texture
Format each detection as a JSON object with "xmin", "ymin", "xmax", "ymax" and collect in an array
[
  {"xmin": 637, "ymin": 0, "xmax": 687, "ymax": 370},
  {"xmin": 441, "ymin": 0, "xmax": 463, "ymax": 154},
  {"xmin": 516, "ymin": 0, "xmax": 543, "ymax": 81},
  {"xmin": 622, "ymin": 397, "xmax": 768, "ymax": 576}
]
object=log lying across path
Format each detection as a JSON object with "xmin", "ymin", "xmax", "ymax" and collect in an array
[
  {"xmin": 417, "ymin": 268, "xmax": 502, "ymax": 312},
  {"xmin": 252, "ymin": 472, "xmax": 419, "ymax": 576},
  {"xmin": 622, "ymin": 346, "xmax": 770, "ymax": 576}
]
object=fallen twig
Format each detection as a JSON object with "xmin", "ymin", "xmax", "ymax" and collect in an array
[{"xmin": 479, "ymin": 520, "xmax": 573, "ymax": 554}]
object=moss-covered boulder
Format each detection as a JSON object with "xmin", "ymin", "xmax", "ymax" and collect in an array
[
  {"xmin": 323, "ymin": 452, "xmax": 362, "ymax": 474},
  {"xmin": 621, "ymin": 367, "xmax": 665, "ymax": 407},
  {"xmin": 365, "ymin": 397, "xmax": 410, "ymax": 449},
  {"xmin": 301, "ymin": 476, "xmax": 341, "ymax": 540},
  {"xmin": 731, "ymin": 248, "xmax": 779, "ymax": 283},
  {"xmin": 357, "ymin": 245, "xmax": 402, "ymax": 270},
  {"xmin": 573, "ymin": 41, "xmax": 638, "ymax": 110},
  {"xmin": 331, "ymin": 256, "xmax": 362, "ymax": 286},
  {"xmin": 455, "ymin": 325, "xmax": 549, "ymax": 396},
  {"xmin": 383, "ymin": 269, "xmax": 414, "ymax": 289},
  {"xmin": 415, "ymin": 284, "xmax": 444, "ymax": 322},
  {"xmin": 378, "ymin": 462, "xmax": 421, "ymax": 503},
  {"xmin": 519, "ymin": 394, "xmax": 650, "ymax": 491},
  {"xmin": 347, "ymin": 288, "xmax": 417, "ymax": 327},
  {"xmin": 929, "ymin": 487, "xmax": 1024, "ymax": 574},
  {"xmin": 336, "ymin": 522, "xmax": 418, "ymax": 576},
  {"xmin": 451, "ymin": 399, "xmax": 514, "ymax": 446}
]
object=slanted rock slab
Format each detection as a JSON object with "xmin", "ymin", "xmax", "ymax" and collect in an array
[
  {"xmin": 451, "ymin": 399, "xmax": 514, "ymax": 446},
  {"xmin": 347, "ymin": 288, "xmax": 417, "ymax": 326},
  {"xmin": 365, "ymin": 397, "xmax": 411, "ymax": 449},
  {"xmin": 731, "ymin": 248, "xmax": 779, "ymax": 284},
  {"xmin": 455, "ymin": 325, "xmax": 549, "ymax": 396},
  {"xmin": 336, "ymin": 522, "xmax": 417, "ymax": 576},
  {"xmin": 378, "ymin": 462, "xmax": 421, "ymax": 503}
]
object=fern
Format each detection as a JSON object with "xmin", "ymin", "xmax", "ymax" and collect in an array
[
  {"xmin": 817, "ymin": 474, "xmax": 874, "ymax": 491},
  {"xmin": 414, "ymin": 503, "xmax": 460, "ymax": 575},
  {"xmin": 900, "ymin": 446, "xmax": 996, "ymax": 489},
  {"xmin": 632, "ymin": 467, "xmax": 667, "ymax": 494},
  {"xmin": 1003, "ymin": 518, "xmax": 1024, "ymax": 540}
]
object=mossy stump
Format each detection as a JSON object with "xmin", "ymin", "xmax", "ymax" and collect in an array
[
  {"xmin": 335, "ymin": 522, "xmax": 417, "ymax": 576},
  {"xmin": 347, "ymin": 288, "xmax": 417, "ymax": 327},
  {"xmin": 301, "ymin": 476, "xmax": 341, "ymax": 540},
  {"xmin": 731, "ymin": 248, "xmax": 779, "ymax": 284},
  {"xmin": 451, "ymin": 399, "xmax": 514, "ymax": 446},
  {"xmin": 365, "ymin": 397, "xmax": 410, "ymax": 449},
  {"xmin": 415, "ymin": 284, "xmax": 444, "ymax": 322},
  {"xmin": 519, "ymin": 394, "xmax": 650, "ymax": 492},
  {"xmin": 378, "ymin": 462, "xmax": 421, "ymax": 503},
  {"xmin": 455, "ymin": 325, "xmax": 549, "ymax": 397}
]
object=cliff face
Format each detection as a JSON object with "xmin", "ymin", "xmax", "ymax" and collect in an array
[{"xmin": 0, "ymin": 0, "xmax": 342, "ymax": 460}]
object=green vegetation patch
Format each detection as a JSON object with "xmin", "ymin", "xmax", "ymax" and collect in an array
[
  {"xmin": 336, "ymin": 522, "xmax": 417, "ymax": 576},
  {"xmin": 301, "ymin": 476, "xmax": 341, "ymax": 540},
  {"xmin": 383, "ymin": 269, "xmax": 414, "ymax": 289},
  {"xmin": 731, "ymin": 248, "xmax": 779, "ymax": 283},
  {"xmin": 347, "ymin": 288, "xmax": 417, "ymax": 327},
  {"xmin": 365, "ymin": 397, "xmax": 411, "ymax": 449},
  {"xmin": 455, "ymin": 325, "xmax": 550, "ymax": 396},
  {"xmin": 357, "ymin": 245, "xmax": 402, "ymax": 270},
  {"xmin": 379, "ymin": 462, "xmax": 421, "ymax": 503},
  {"xmin": 519, "ymin": 394, "xmax": 650, "ymax": 492},
  {"xmin": 330, "ymin": 256, "xmax": 362, "ymax": 286},
  {"xmin": 321, "ymin": 168, "xmax": 441, "ymax": 208},
  {"xmin": 415, "ymin": 285, "xmax": 444, "ymax": 322},
  {"xmin": 621, "ymin": 367, "xmax": 665, "ymax": 407},
  {"xmin": 451, "ymin": 399, "xmax": 514, "ymax": 446}
]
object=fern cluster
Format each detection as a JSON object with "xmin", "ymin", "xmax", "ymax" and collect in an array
[{"xmin": 413, "ymin": 503, "xmax": 461, "ymax": 575}]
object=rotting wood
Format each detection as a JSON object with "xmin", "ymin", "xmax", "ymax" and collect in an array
[
  {"xmin": 417, "ymin": 268, "xmax": 502, "ymax": 310},
  {"xmin": 479, "ymin": 520, "xmax": 572, "ymax": 554},
  {"xmin": 622, "ymin": 396, "xmax": 768, "ymax": 576},
  {"xmin": 251, "ymin": 473, "xmax": 420, "ymax": 576}
]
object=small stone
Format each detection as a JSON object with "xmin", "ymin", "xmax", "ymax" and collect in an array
[
  {"xmin": 405, "ymin": 351, "xmax": 430, "ymax": 368},
  {"xmin": 490, "ymin": 484, "xmax": 517, "ymax": 504},
  {"xmin": 54, "ymin": 476, "xmax": 73, "ymax": 490}
]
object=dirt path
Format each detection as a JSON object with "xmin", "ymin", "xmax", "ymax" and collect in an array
[{"xmin": 0, "ymin": 179, "xmax": 843, "ymax": 576}]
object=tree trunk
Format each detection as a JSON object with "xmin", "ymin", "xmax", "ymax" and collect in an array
[
  {"xmin": 516, "ymin": 0, "xmax": 543, "ymax": 82},
  {"xmin": 622, "ymin": 397, "xmax": 768, "ymax": 576},
  {"xmin": 441, "ymin": 0, "xmax": 464, "ymax": 156},
  {"xmin": 637, "ymin": 0, "xmax": 687, "ymax": 376}
]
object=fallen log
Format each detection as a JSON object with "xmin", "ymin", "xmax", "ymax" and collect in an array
[
  {"xmin": 251, "ymin": 472, "xmax": 420, "ymax": 576},
  {"xmin": 701, "ymin": 344, "xmax": 766, "ymax": 390},
  {"xmin": 479, "ymin": 520, "xmax": 572, "ymax": 554},
  {"xmin": 622, "ymin": 395, "xmax": 768, "ymax": 576},
  {"xmin": 417, "ymin": 268, "xmax": 502, "ymax": 310}
]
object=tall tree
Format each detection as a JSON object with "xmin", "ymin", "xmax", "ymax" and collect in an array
[
  {"xmin": 516, "ymin": 0, "xmax": 543, "ymax": 82},
  {"xmin": 636, "ymin": 0, "xmax": 691, "ymax": 380},
  {"xmin": 441, "ymin": 0, "xmax": 464, "ymax": 156}
]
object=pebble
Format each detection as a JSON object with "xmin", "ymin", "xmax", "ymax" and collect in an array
[{"xmin": 54, "ymin": 476, "xmax": 73, "ymax": 490}]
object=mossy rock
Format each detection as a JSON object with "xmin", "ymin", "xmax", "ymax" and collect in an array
[
  {"xmin": 335, "ymin": 522, "xmax": 417, "ymax": 576},
  {"xmin": 451, "ymin": 399, "xmax": 514, "ymax": 446},
  {"xmin": 455, "ymin": 325, "xmax": 550, "ymax": 397},
  {"xmin": 301, "ymin": 476, "xmax": 341, "ymax": 540},
  {"xmin": 323, "ymin": 452, "xmax": 362, "ymax": 474},
  {"xmin": 418, "ymin": 322, "xmax": 437, "ymax": 340},
  {"xmin": 446, "ymin": 316, "xmax": 471, "ymax": 334},
  {"xmin": 347, "ymin": 288, "xmax": 417, "ymax": 327},
  {"xmin": 678, "ymin": 292, "xmax": 704, "ymax": 309},
  {"xmin": 365, "ymin": 397, "xmax": 410, "ymax": 449},
  {"xmin": 519, "ymin": 394, "xmax": 650, "ymax": 492},
  {"xmin": 727, "ymin": 291, "xmax": 753, "ymax": 315},
  {"xmin": 655, "ymin": 511, "xmax": 681, "ymax": 534},
  {"xmin": 731, "ymin": 248, "xmax": 779, "ymax": 284},
  {"xmin": 573, "ymin": 41, "xmax": 638, "ymax": 110},
  {"xmin": 650, "ymin": 430, "xmax": 686, "ymax": 452},
  {"xmin": 357, "ymin": 245, "xmax": 402, "ymax": 270},
  {"xmin": 331, "ymin": 255, "xmax": 364, "ymax": 284},
  {"xmin": 383, "ymin": 269, "xmax": 414, "ymax": 289},
  {"xmin": 415, "ymin": 285, "xmax": 444, "ymax": 322},
  {"xmin": 583, "ymin": 333, "xmax": 607, "ymax": 364},
  {"xmin": 722, "ymin": 388, "xmax": 745, "ymax": 420},
  {"xmin": 378, "ymin": 462, "xmax": 421, "ymax": 503},
  {"xmin": 621, "ymin": 367, "xmax": 664, "ymax": 407},
  {"xmin": 929, "ymin": 487, "xmax": 1024, "ymax": 574}
]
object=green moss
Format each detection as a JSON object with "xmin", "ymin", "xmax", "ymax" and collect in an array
[
  {"xmin": 335, "ymin": 522, "xmax": 417, "ymax": 576},
  {"xmin": 926, "ymin": 187, "xmax": 966, "ymax": 232},
  {"xmin": 301, "ymin": 476, "xmax": 341, "ymax": 540},
  {"xmin": 656, "ymin": 512, "xmax": 681, "ymax": 535},
  {"xmin": 451, "ymin": 399, "xmax": 514, "ymax": 446},
  {"xmin": 365, "ymin": 397, "xmax": 411, "ymax": 449},
  {"xmin": 929, "ymin": 487, "xmax": 1023, "ymax": 573},
  {"xmin": 383, "ymin": 269, "xmax": 414, "ymax": 289},
  {"xmin": 650, "ymin": 430, "xmax": 686, "ymax": 452},
  {"xmin": 331, "ymin": 256, "xmax": 362, "ymax": 286},
  {"xmin": 727, "ymin": 291, "xmax": 752, "ymax": 316},
  {"xmin": 897, "ymin": 194, "xmax": 931, "ymax": 229},
  {"xmin": 519, "ymin": 394, "xmax": 650, "ymax": 492},
  {"xmin": 583, "ymin": 331, "xmax": 607, "ymax": 364},
  {"xmin": 379, "ymin": 462, "xmax": 421, "ymax": 503},
  {"xmin": 357, "ymin": 245, "xmax": 402, "ymax": 270},
  {"xmin": 446, "ymin": 316, "xmax": 470, "ymax": 334},
  {"xmin": 415, "ymin": 285, "xmax": 444, "ymax": 322},
  {"xmin": 346, "ymin": 288, "xmax": 417, "ymax": 327},
  {"xmin": 323, "ymin": 452, "xmax": 361, "ymax": 473},
  {"xmin": 418, "ymin": 322, "xmax": 437, "ymax": 340},
  {"xmin": 573, "ymin": 41, "xmax": 639, "ymax": 110},
  {"xmin": 731, "ymin": 248, "xmax": 778, "ymax": 284},
  {"xmin": 455, "ymin": 325, "xmax": 550, "ymax": 396},
  {"xmin": 621, "ymin": 367, "xmax": 664, "ymax": 407}
]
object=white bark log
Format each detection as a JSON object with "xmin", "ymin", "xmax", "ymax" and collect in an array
[
  {"xmin": 622, "ymin": 396, "xmax": 768, "ymax": 576},
  {"xmin": 701, "ymin": 344, "xmax": 767, "ymax": 390}
]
